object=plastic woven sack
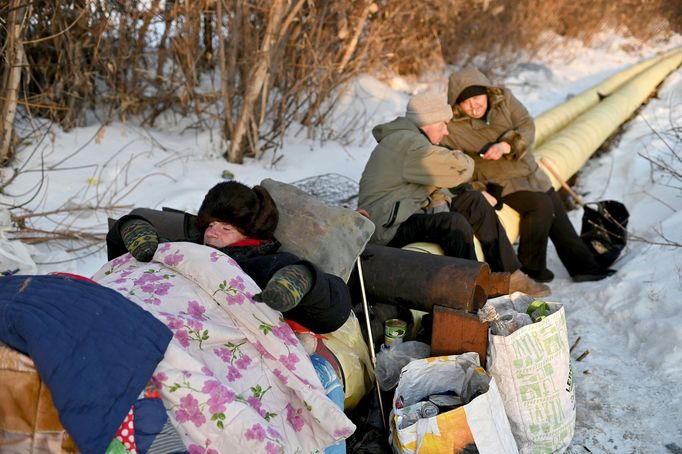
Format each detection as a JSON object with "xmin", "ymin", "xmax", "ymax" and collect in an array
[
  {"xmin": 486, "ymin": 292, "xmax": 576, "ymax": 453},
  {"xmin": 390, "ymin": 353, "xmax": 518, "ymax": 454}
]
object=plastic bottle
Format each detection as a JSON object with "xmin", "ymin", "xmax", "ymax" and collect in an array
[
  {"xmin": 479, "ymin": 305, "xmax": 533, "ymax": 336},
  {"xmin": 396, "ymin": 401, "xmax": 438, "ymax": 429},
  {"xmin": 493, "ymin": 312, "xmax": 533, "ymax": 336}
]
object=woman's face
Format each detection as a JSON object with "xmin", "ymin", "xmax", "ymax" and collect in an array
[
  {"xmin": 203, "ymin": 221, "xmax": 247, "ymax": 248},
  {"xmin": 458, "ymin": 94, "xmax": 488, "ymax": 119}
]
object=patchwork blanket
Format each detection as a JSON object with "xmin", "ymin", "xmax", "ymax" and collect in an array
[{"xmin": 93, "ymin": 242, "xmax": 355, "ymax": 453}]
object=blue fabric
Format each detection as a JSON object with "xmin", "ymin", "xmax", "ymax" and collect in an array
[
  {"xmin": 310, "ymin": 354, "xmax": 346, "ymax": 454},
  {"xmin": 310, "ymin": 353, "xmax": 343, "ymax": 396},
  {"xmin": 0, "ymin": 275, "xmax": 172, "ymax": 454},
  {"xmin": 133, "ymin": 398, "xmax": 168, "ymax": 454}
]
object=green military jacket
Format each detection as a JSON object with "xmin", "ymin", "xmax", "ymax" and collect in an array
[
  {"xmin": 442, "ymin": 66, "xmax": 552, "ymax": 197},
  {"xmin": 358, "ymin": 117, "xmax": 474, "ymax": 245}
]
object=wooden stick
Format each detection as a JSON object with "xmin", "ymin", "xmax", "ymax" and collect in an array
[
  {"xmin": 540, "ymin": 157, "xmax": 585, "ymax": 207},
  {"xmin": 569, "ymin": 335, "xmax": 582, "ymax": 353},
  {"xmin": 356, "ymin": 257, "xmax": 387, "ymax": 429}
]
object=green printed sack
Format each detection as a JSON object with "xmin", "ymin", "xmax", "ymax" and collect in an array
[{"xmin": 486, "ymin": 292, "xmax": 575, "ymax": 453}]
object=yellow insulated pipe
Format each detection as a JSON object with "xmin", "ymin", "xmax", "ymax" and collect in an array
[
  {"xmin": 535, "ymin": 50, "xmax": 682, "ymax": 187},
  {"xmin": 534, "ymin": 47, "xmax": 682, "ymax": 146}
]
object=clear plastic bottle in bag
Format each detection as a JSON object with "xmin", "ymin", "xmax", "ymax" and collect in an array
[
  {"xmin": 492, "ymin": 312, "xmax": 533, "ymax": 336},
  {"xmin": 479, "ymin": 304, "xmax": 533, "ymax": 336}
]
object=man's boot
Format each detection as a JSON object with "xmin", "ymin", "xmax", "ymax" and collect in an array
[
  {"xmin": 488, "ymin": 271, "xmax": 511, "ymax": 298},
  {"xmin": 508, "ymin": 269, "xmax": 551, "ymax": 297}
]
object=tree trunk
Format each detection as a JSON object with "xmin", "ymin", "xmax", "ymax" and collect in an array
[
  {"xmin": 337, "ymin": 0, "xmax": 374, "ymax": 74},
  {"xmin": 225, "ymin": 0, "xmax": 285, "ymax": 163},
  {"xmin": 0, "ymin": 0, "xmax": 27, "ymax": 166},
  {"xmin": 203, "ymin": 0, "xmax": 214, "ymax": 68},
  {"xmin": 217, "ymin": 0, "xmax": 233, "ymax": 141}
]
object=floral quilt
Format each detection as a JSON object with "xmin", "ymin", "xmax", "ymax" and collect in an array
[{"xmin": 93, "ymin": 242, "xmax": 355, "ymax": 454}]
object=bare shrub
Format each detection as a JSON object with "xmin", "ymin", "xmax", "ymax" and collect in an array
[
  {"xmin": 437, "ymin": 0, "xmax": 681, "ymax": 71},
  {"xmin": 0, "ymin": 0, "xmax": 678, "ymax": 167}
]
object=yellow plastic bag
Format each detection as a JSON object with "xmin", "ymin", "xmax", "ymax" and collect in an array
[{"xmin": 322, "ymin": 312, "xmax": 375, "ymax": 410}]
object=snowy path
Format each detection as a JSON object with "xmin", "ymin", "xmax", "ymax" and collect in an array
[{"xmin": 554, "ymin": 68, "xmax": 682, "ymax": 453}]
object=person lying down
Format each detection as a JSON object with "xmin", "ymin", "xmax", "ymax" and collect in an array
[
  {"xmin": 100, "ymin": 181, "xmax": 355, "ymax": 452},
  {"xmin": 107, "ymin": 181, "xmax": 352, "ymax": 335}
]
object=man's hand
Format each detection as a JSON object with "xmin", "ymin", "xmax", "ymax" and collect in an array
[
  {"xmin": 355, "ymin": 208, "xmax": 370, "ymax": 219},
  {"xmin": 481, "ymin": 141, "xmax": 511, "ymax": 160},
  {"xmin": 484, "ymin": 182, "xmax": 505, "ymax": 210},
  {"xmin": 481, "ymin": 190, "xmax": 498, "ymax": 207}
]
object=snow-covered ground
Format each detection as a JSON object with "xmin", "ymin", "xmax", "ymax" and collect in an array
[{"xmin": 2, "ymin": 34, "xmax": 682, "ymax": 452}]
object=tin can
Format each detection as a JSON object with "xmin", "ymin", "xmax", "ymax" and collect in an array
[
  {"xmin": 420, "ymin": 401, "xmax": 439, "ymax": 418},
  {"xmin": 384, "ymin": 318, "xmax": 407, "ymax": 347},
  {"xmin": 396, "ymin": 401, "xmax": 439, "ymax": 429}
]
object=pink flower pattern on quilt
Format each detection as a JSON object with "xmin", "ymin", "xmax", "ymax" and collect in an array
[{"xmin": 92, "ymin": 242, "xmax": 354, "ymax": 452}]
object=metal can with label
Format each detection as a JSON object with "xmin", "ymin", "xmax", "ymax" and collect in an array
[
  {"xmin": 384, "ymin": 318, "xmax": 407, "ymax": 347},
  {"xmin": 419, "ymin": 401, "xmax": 440, "ymax": 418}
]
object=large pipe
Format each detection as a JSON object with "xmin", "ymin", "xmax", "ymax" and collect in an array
[
  {"xmin": 534, "ymin": 47, "xmax": 682, "ymax": 147},
  {"xmin": 356, "ymin": 244, "xmax": 490, "ymax": 312},
  {"xmin": 535, "ymin": 50, "xmax": 682, "ymax": 186}
]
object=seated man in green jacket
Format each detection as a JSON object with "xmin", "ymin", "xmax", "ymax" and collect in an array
[{"xmin": 358, "ymin": 91, "xmax": 549, "ymax": 297}]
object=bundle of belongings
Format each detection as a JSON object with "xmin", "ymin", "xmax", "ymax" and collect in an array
[
  {"xmin": 0, "ymin": 242, "xmax": 356, "ymax": 453},
  {"xmin": 1, "ymin": 179, "xmax": 384, "ymax": 453}
]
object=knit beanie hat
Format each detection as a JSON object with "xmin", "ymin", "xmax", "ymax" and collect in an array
[
  {"xmin": 196, "ymin": 181, "xmax": 278, "ymax": 239},
  {"xmin": 405, "ymin": 91, "xmax": 453, "ymax": 127},
  {"xmin": 455, "ymin": 85, "xmax": 488, "ymax": 104}
]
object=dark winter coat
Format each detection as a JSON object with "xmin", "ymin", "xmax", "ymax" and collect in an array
[
  {"xmin": 442, "ymin": 66, "xmax": 552, "ymax": 197},
  {"xmin": 107, "ymin": 213, "xmax": 351, "ymax": 333},
  {"xmin": 358, "ymin": 117, "xmax": 474, "ymax": 244}
]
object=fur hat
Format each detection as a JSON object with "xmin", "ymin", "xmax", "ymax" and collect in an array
[
  {"xmin": 196, "ymin": 181, "xmax": 278, "ymax": 239},
  {"xmin": 405, "ymin": 91, "xmax": 453, "ymax": 127},
  {"xmin": 455, "ymin": 85, "xmax": 488, "ymax": 104}
]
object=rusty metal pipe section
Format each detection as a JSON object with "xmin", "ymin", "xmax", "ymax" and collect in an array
[{"xmin": 358, "ymin": 244, "xmax": 490, "ymax": 312}]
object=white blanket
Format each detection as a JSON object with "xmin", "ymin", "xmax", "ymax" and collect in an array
[{"xmin": 93, "ymin": 242, "xmax": 355, "ymax": 453}]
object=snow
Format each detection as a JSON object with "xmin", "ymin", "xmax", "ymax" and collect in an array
[{"xmin": 2, "ymin": 33, "xmax": 682, "ymax": 453}]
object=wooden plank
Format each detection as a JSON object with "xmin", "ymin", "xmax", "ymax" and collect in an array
[{"xmin": 431, "ymin": 305, "xmax": 489, "ymax": 369}]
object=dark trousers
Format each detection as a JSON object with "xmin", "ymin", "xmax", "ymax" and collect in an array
[
  {"xmin": 388, "ymin": 191, "xmax": 520, "ymax": 273},
  {"xmin": 503, "ymin": 188, "xmax": 602, "ymax": 276},
  {"xmin": 388, "ymin": 211, "xmax": 476, "ymax": 261},
  {"xmin": 450, "ymin": 191, "xmax": 521, "ymax": 273}
]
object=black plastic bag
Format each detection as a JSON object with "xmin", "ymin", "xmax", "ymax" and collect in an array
[{"xmin": 580, "ymin": 200, "xmax": 629, "ymax": 267}]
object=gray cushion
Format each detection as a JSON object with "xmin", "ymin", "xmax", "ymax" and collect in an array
[{"xmin": 260, "ymin": 178, "xmax": 375, "ymax": 283}]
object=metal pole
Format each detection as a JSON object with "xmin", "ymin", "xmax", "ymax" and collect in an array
[{"xmin": 356, "ymin": 256, "xmax": 387, "ymax": 429}]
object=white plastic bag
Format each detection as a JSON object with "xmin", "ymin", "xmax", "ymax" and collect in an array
[
  {"xmin": 389, "ymin": 352, "xmax": 519, "ymax": 454},
  {"xmin": 375, "ymin": 341, "xmax": 431, "ymax": 391},
  {"xmin": 486, "ymin": 292, "xmax": 576, "ymax": 453}
]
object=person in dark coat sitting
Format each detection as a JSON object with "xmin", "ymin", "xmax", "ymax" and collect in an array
[
  {"xmin": 442, "ymin": 66, "xmax": 616, "ymax": 283},
  {"xmin": 106, "ymin": 181, "xmax": 351, "ymax": 334}
]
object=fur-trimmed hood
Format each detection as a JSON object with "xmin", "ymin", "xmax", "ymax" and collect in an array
[{"xmin": 448, "ymin": 66, "xmax": 506, "ymax": 121}]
